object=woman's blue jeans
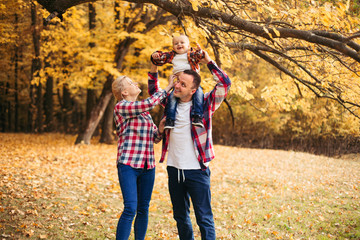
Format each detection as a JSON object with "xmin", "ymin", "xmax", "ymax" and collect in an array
[
  {"xmin": 167, "ymin": 166, "xmax": 216, "ymax": 240},
  {"xmin": 116, "ymin": 164, "xmax": 155, "ymax": 240}
]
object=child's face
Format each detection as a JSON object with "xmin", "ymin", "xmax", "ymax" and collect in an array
[{"xmin": 172, "ymin": 36, "xmax": 190, "ymax": 54}]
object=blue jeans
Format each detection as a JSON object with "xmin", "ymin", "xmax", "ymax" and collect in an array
[
  {"xmin": 165, "ymin": 87, "xmax": 204, "ymax": 121},
  {"xmin": 116, "ymin": 164, "xmax": 155, "ymax": 240},
  {"xmin": 167, "ymin": 166, "xmax": 216, "ymax": 240}
]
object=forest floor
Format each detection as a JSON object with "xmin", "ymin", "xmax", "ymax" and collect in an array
[{"xmin": 0, "ymin": 133, "xmax": 359, "ymax": 240}]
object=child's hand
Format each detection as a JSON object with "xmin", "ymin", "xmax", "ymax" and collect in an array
[
  {"xmin": 200, "ymin": 50, "xmax": 212, "ymax": 64},
  {"xmin": 152, "ymin": 52, "xmax": 160, "ymax": 60},
  {"xmin": 196, "ymin": 43, "xmax": 201, "ymax": 51}
]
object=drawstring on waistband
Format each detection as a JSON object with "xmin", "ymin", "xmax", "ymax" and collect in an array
[{"xmin": 177, "ymin": 169, "xmax": 185, "ymax": 183}]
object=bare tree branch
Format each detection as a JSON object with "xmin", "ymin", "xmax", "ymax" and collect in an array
[
  {"xmin": 34, "ymin": 0, "xmax": 360, "ymax": 119},
  {"xmin": 230, "ymin": 44, "xmax": 360, "ymax": 119}
]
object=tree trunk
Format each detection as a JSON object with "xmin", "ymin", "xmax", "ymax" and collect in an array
[
  {"xmin": 75, "ymin": 2, "xmax": 120, "ymax": 144},
  {"xmin": 36, "ymin": 81, "xmax": 43, "ymax": 133},
  {"xmin": 44, "ymin": 74, "xmax": 54, "ymax": 131},
  {"xmin": 75, "ymin": 76, "xmax": 113, "ymax": 144},
  {"xmin": 27, "ymin": 64, "xmax": 35, "ymax": 132},
  {"xmin": 14, "ymin": 13, "xmax": 19, "ymax": 132},
  {"xmin": 86, "ymin": 89, "xmax": 98, "ymax": 135},
  {"xmin": 6, "ymin": 82, "xmax": 12, "ymax": 131},
  {"xmin": 72, "ymin": 100, "xmax": 83, "ymax": 133},
  {"xmin": 100, "ymin": 95, "xmax": 115, "ymax": 144},
  {"xmin": 62, "ymin": 84, "xmax": 72, "ymax": 132},
  {"xmin": 86, "ymin": 91, "xmax": 96, "ymax": 119},
  {"xmin": 0, "ymin": 80, "xmax": 6, "ymax": 131},
  {"xmin": 84, "ymin": 3, "xmax": 100, "ymax": 136},
  {"xmin": 29, "ymin": 0, "xmax": 41, "ymax": 133}
]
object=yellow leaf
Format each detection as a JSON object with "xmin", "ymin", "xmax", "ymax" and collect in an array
[
  {"xmin": 264, "ymin": 213, "xmax": 272, "ymax": 220},
  {"xmin": 190, "ymin": 0, "xmax": 199, "ymax": 11},
  {"xmin": 263, "ymin": 27, "xmax": 272, "ymax": 38},
  {"xmin": 273, "ymin": 28, "xmax": 280, "ymax": 37}
]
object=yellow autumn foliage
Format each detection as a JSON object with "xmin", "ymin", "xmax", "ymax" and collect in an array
[{"xmin": 1, "ymin": 0, "xmax": 359, "ymax": 148}]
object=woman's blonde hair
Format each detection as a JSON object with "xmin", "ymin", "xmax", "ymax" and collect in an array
[{"xmin": 112, "ymin": 76, "xmax": 128, "ymax": 100}]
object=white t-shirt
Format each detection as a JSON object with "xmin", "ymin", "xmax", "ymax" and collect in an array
[
  {"xmin": 167, "ymin": 101, "xmax": 201, "ymax": 170},
  {"xmin": 172, "ymin": 53, "xmax": 191, "ymax": 74}
]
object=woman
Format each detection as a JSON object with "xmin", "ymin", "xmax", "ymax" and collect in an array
[{"xmin": 112, "ymin": 65, "xmax": 174, "ymax": 240}]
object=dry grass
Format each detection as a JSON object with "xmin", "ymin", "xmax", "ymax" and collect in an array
[{"xmin": 0, "ymin": 133, "xmax": 359, "ymax": 239}]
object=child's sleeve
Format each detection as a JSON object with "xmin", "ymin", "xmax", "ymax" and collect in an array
[{"xmin": 151, "ymin": 51, "xmax": 173, "ymax": 66}]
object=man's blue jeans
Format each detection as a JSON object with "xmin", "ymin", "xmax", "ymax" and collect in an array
[
  {"xmin": 167, "ymin": 166, "xmax": 216, "ymax": 240},
  {"xmin": 116, "ymin": 164, "xmax": 155, "ymax": 240},
  {"xmin": 165, "ymin": 87, "xmax": 204, "ymax": 121}
]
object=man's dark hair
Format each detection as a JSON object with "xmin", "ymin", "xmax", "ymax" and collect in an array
[{"xmin": 183, "ymin": 70, "xmax": 201, "ymax": 89}]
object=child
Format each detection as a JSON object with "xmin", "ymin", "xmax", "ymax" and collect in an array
[{"xmin": 151, "ymin": 34, "xmax": 205, "ymax": 129}]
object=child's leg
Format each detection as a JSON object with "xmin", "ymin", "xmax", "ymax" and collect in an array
[
  {"xmin": 191, "ymin": 87, "xmax": 204, "ymax": 127},
  {"xmin": 191, "ymin": 86, "xmax": 204, "ymax": 118},
  {"xmin": 164, "ymin": 90, "xmax": 177, "ymax": 128}
]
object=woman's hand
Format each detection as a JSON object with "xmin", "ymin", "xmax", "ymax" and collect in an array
[{"xmin": 158, "ymin": 117, "xmax": 166, "ymax": 135}]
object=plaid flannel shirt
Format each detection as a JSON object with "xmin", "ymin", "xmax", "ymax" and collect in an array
[
  {"xmin": 151, "ymin": 48, "xmax": 205, "ymax": 72},
  {"xmin": 114, "ymin": 89, "xmax": 167, "ymax": 169},
  {"xmin": 148, "ymin": 61, "xmax": 231, "ymax": 169}
]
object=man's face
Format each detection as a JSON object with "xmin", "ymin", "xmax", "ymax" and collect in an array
[
  {"xmin": 173, "ymin": 36, "xmax": 190, "ymax": 54},
  {"xmin": 173, "ymin": 72, "xmax": 196, "ymax": 102}
]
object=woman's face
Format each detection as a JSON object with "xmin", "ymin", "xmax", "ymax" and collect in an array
[{"xmin": 122, "ymin": 78, "xmax": 141, "ymax": 98}]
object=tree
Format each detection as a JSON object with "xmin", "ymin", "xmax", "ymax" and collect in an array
[
  {"xmin": 0, "ymin": 0, "xmax": 358, "ymax": 153},
  {"xmin": 74, "ymin": 2, "xmax": 176, "ymax": 144},
  {"xmin": 35, "ymin": 0, "xmax": 360, "ymax": 120},
  {"xmin": 1, "ymin": 0, "xmax": 34, "ymax": 132}
]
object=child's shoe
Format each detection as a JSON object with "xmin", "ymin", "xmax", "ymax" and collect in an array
[
  {"xmin": 164, "ymin": 118, "xmax": 175, "ymax": 129},
  {"xmin": 192, "ymin": 115, "xmax": 204, "ymax": 128}
]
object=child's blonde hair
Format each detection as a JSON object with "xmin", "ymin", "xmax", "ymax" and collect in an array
[
  {"xmin": 172, "ymin": 34, "xmax": 189, "ymax": 44},
  {"xmin": 112, "ymin": 76, "xmax": 128, "ymax": 101}
]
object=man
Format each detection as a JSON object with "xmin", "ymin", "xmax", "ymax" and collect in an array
[{"xmin": 148, "ymin": 49, "xmax": 231, "ymax": 240}]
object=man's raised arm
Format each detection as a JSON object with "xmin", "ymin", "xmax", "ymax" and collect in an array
[{"xmin": 201, "ymin": 50, "xmax": 231, "ymax": 112}]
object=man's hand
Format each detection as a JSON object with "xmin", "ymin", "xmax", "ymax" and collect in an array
[
  {"xmin": 164, "ymin": 74, "xmax": 176, "ymax": 92},
  {"xmin": 195, "ymin": 44, "xmax": 212, "ymax": 64},
  {"xmin": 168, "ymin": 74, "xmax": 176, "ymax": 85},
  {"xmin": 200, "ymin": 49, "xmax": 212, "ymax": 64}
]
